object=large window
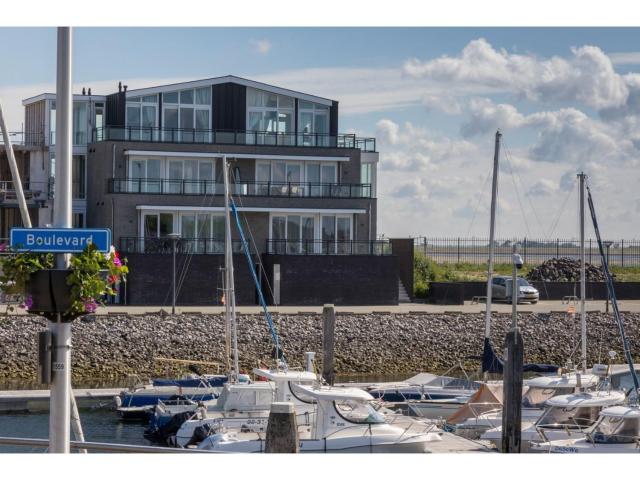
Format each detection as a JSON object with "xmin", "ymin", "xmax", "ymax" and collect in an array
[
  {"xmin": 127, "ymin": 156, "xmax": 215, "ymax": 194},
  {"xmin": 255, "ymin": 160, "xmax": 338, "ymax": 197},
  {"xmin": 162, "ymin": 87, "xmax": 211, "ymax": 142},
  {"xmin": 141, "ymin": 211, "xmax": 224, "ymax": 253},
  {"xmin": 48, "ymin": 153, "xmax": 86, "ymax": 200},
  {"xmin": 247, "ymin": 88, "xmax": 294, "ymax": 145},
  {"xmin": 126, "ymin": 95, "xmax": 158, "ymax": 141},
  {"xmin": 72, "ymin": 155, "xmax": 86, "ymax": 199},
  {"xmin": 298, "ymin": 101, "xmax": 330, "ymax": 146},
  {"xmin": 50, "ymin": 101, "xmax": 90, "ymax": 145},
  {"xmin": 270, "ymin": 214, "xmax": 351, "ymax": 254}
]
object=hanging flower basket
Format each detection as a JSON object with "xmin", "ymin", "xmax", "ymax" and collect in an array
[
  {"xmin": 26, "ymin": 269, "xmax": 74, "ymax": 315},
  {"xmin": 0, "ymin": 243, "xmax": 128, "ymax": 320}
]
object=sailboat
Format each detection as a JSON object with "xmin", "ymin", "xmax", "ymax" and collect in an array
[{"xmin": 531, "ymin": 180, "xmax": 640, "ymax": 453}]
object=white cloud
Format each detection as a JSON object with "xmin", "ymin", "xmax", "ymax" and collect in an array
[
  {"xmin": 250, "ymin": 39, "xmax": 272, "ymax": 55},
  {"xmin": 609, "ymin": 52, "xmax": 640, "ymax": 65},
  {"xmin": 404, "ymin": 38, "xmax": 629, "ymax": 110},
  {"xmin": 422, "ymin": 94, "xmax": 463, "ymax": 114},
  {"xmin": 528, "ymin": 178, "xmax": 558, "ymax": 197}
]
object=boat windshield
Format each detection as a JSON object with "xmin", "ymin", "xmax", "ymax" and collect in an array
[
  {"xmin": 522, "ymin": 387, "xmax": 573, "ymax": 408},
  {"xmin": 536, "ymin": 406, "xmax": 601, "ymax": 429},
  {"xmin": 334, "ymin": 400, "xmax": 386, "ymax": 424},
  {"xmin": 590, "ymin": 416, "xmax": 640, "ymax": 444}
]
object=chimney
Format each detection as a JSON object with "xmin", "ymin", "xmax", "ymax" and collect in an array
[
  {"xmin": 88, "ymin": 88, "xmax": 92, "ymax": 96},
  {"xmin": 123, "ymin": 85, "xmax": 128, "ymax": 93},
  {"xmin": 82, "ymin": 87, "xmax": 86, "ymax": 95},
  {"xmin": 118, "ymin": 81, "xmax": 122, "ymax": 93}
]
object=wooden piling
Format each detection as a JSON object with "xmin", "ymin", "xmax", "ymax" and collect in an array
[
  {"xmin": 322, "ymin": 304, "xmax": 336, "ymax": 385},
  {"xmin": 265, "ymin": 402, "xmax": 299, "ymax": 453},
  {"xmin": 501, "ymin": 329, "xmax": 523, "ymax": 453}
]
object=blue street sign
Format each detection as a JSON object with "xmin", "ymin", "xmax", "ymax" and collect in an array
[{"xmin": 10, "ymin": 228, "xmax": 112, "ymax": 253}]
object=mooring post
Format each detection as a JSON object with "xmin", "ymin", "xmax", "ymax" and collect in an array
[
  {"xmin": 501, "ymin": 329, "xmax": 523, "ymax": 453},
  {"xmin": 265, "ymin": 402, "xmax": 298, "ymax": 453},
  {"xmin": 322, "ymin": 304, "xmax": 336, "ymax": 385}
]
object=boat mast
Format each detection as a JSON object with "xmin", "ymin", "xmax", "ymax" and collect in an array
[
  {"xmin": 484, "ymin": 130, "xmax": 501, "ymax": 340},
  {"xmin": 223, "ymin": 155, "xmax": 240, "ymax": 383},
  {"xmin": 578, "ymin": 172, "xmax": 587, "ymax": 373}
]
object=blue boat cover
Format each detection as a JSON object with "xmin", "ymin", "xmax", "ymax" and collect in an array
[{"xmin": 482, "ymin": 337, "xmax": 558, "ymax": 374}]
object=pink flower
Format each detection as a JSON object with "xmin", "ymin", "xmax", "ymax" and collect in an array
[
  {"xmin": 83, "ymin": 298, "xmax": 98, "ymax": 313},
  {"xmin": 20, "ymin": 295, "xmax": 33, "ymax": 310},
  {"xmin": 113, "ymin": 256, "xmax": 122, "ymax": 267},
  {"xmin": 0, "ymin": 243, "xmax": 7, "ymax": 252}
]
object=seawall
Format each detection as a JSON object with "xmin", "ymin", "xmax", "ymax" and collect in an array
[{"xmin": 0, "ymin": 312, "xmax": 638, "ymax": 382}]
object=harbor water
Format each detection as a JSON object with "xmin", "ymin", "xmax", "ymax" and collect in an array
[{"xmin": 0, "ymin": 373, "xmax": 409, "ymax": 453}]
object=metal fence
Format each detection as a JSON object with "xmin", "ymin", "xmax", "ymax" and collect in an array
[
  {"xmin": 414, "ymin": 237, "xmax": 640, "ymax": 267},
  {"xmin": 266, "ymin": 239, "xmax": 392, "ymax": 256}
]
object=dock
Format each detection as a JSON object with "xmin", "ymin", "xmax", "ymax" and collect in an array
[{"xmin": 0, "ymin": 388, "xmax": 120, "ymax": 413}]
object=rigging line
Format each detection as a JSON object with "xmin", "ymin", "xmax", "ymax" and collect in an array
[
  {"xmin": 229, "ymin": 167, "xmax": 277, "ymax": 302},
  {"xmin": 547, "ymin": 180, "xmax": 576, "ymax": 240},
  {"xmin": 464, "ymin": 167, "xmax": 493, "ymax": 238},
  {"xmin": 503, "ymin": 142, "xmax": 548, "ymax": 238},
  {"xmin": 171, "ymin": 178, "xmax": 218, "ymax": 304},
  {"xmin": 502, "ymin": 144, "xmax": 533, "ymax": 238},
  {"xmin": 230, "ymin": 197, "xmax": 283, "ymax": 362},
  {"xmin": 586, "ymin": 180, "xmax": 640, "ymax": 394}
]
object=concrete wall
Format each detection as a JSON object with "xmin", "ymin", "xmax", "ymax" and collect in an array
[
  {"xmin": 428, "ymin": 281, "xmax": 640, "ymax": 302},
  {"xmin": 124, "ymin": 253, "xmax": 256, "ymax": 306},
  {"xmin": 261, "ymin": 254, "xmax": 399, "ymax": 306},
  {"xmin": 390, "ymin": 238, "xmax": 414, "ymax": 300}
]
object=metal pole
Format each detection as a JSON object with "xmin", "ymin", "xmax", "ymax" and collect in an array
[
  {"xmin": 578, "ymin": 172, "xmax": 587, "ymax": 373},
  {"xmin": 605, "ymin": 243, "xmax": 611, "ymax": 314},
  {"xmin": 501, "ymin": 243, "xmax": 523, "ymax": 453},
  {"xmin": 484, "ymin": 130, "xmax": 501, "ymax": 339},
  {"xmin": 49, "ymin": 26, "xmax": 73, "ymax": 455},
  {"xmin": 512, "ymin": 244, "xmax": 518, "ymax": 330},
  {"xmin": 223, "ymin": 156, "xmax": 239, "ymax": 383},
  {"xmin": 0, "ymin": 101, "xmax": 32, "ymax": 227},
  {"xmin": 172, "ymin": 238, "xmax": 176, "ymax": 315}
]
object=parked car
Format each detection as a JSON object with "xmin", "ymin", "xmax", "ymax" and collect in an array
[{"xmin": 491, "ymin": 276, "xmax": 539, "ymax": 304}]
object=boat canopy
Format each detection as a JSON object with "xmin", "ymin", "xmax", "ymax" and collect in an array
[
  {"xmin": 598, "ymin": 406, "xmax": 640, "ymax": 419},
  {"xmin": 446, "ymin": 383, "xmax": 504, "ymax": 425},
  {"xmin": 545, "ymin": 390, "xmax": 626, "ymax": 408},
  {"xmin": 294, "ymin": 384, "xmax": 374, "ymax": 402},
  {"xmin": 252, "ymin": 368, "xmax": 317, "ymax": 383},
  {"xmin": 526, "ymin": 373, "xmax": 598, "ymax": 389}
]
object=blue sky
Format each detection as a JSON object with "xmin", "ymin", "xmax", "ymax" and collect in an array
[{"xmin": 2, "ymin": 27, "xmax": 640, "ymax": 238}]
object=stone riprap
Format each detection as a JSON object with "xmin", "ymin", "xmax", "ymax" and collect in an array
[{"xmin": 0, "ymin": 312, "xmax": 638, "ymax": 382}]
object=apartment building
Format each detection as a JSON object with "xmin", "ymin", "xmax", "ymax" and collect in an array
[{"xmin": 16, "ymin": 75, "xmax": 408, "ymax": 306}]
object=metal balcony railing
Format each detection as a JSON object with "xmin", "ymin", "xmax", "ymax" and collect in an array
[
  {"xmin": 92, "ymin": 126, "xmax": 376, "ymax": 152},
  {"xmin": 266, "ymin": 239, "xmax": 392, "ymax": 256},
  {"xmin": 119, "ymin": 236, "xmax": 244, "ymax": 254},
  {"xmin": 0, "ymin": 131, "xmax": 49, "ymax": 147},
  {"xmin": 0, "ymin": 181, "xmax": 51, "ymax": 203},
  {"xmin": 108, "ymin": 178, "xmax": 372, "ymax": 198}
]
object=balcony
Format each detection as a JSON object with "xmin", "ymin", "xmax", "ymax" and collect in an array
[
  {"xmin": 0, "ymin": 180, "xmax": 51, "ymax": 204},
  {"xmin": 92, "ymin": 126, "xmax": 376, "ymax": 152},
  {"xmin": 266, "ymin": 239, "xmax": 392, "ymax": 256},
  {"xmin": 119, "ymin": 236, "xmax": 244, "ymax": 254},
  {"xmin": 108, "ymin": 178, "xmax": 372, "ymax": 198},
  {"xmin": 0, "ymin": 131, "xmax": 48, "ymax": 147}
]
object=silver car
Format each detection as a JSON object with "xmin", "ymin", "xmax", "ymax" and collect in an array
[{"xmin": 491, "ymin": 276, "xmax": 539, "ymax": 304}]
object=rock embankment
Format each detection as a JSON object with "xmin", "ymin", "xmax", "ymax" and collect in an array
[{"xmin": 0, "ymin": 312, "xmax": 638, "ymax": 382}]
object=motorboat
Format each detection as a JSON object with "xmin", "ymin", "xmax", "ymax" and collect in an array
[
  {"xmin": 481, "ymin": 389, "xmax": 626, "ymax": 452},
  {"xmin": 446, "ymin": 373, "xmax": 599, "ymax": 439},
  {"xmin": 196, "ymin": 384, "xmax": 442, "ymax": 453},
  {"xmin": 364, "ymin": 372, "xmax": 480, "ymax": 420},
  {"xmin": 164, "ymin": 368, "xmax": 318, "ymax": 447},
  {"xmin": 114, "ymin": 374, "xmax": 250, "ymax": 420},
  {"xmin": 531, "ymin": 405, "xmax": 640, "ymax": 453}
]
